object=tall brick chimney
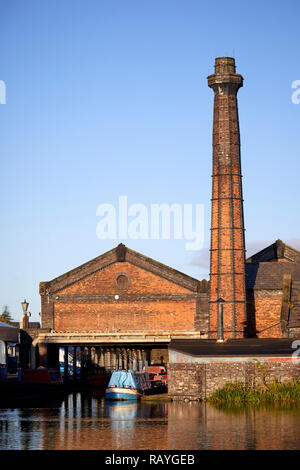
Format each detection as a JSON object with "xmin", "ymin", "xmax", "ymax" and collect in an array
[{"xmin": 207, "ymin": 57, "xmax": 247, "ymax": 339}]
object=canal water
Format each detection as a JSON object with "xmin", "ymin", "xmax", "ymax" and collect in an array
[{"xmin": 0, "ymin": 391, "xmax": 300, "ymax": 450}]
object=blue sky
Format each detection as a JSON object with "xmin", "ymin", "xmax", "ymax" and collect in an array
[{"xmin": 0, "ymin": 0, "xmax": 299, "ymax": 322}]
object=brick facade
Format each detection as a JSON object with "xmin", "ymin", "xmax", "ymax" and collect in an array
[
  {"xmin": 38, "ymin": 241, "xmax": 300, "ymax": 341},
  {"xmin": 40, "ymin": 245, "xmax": 208, "ymax": 337}
]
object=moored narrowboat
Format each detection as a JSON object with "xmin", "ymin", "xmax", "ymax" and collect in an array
[{"xmin": 105, "ymin": 370, "xmax": 151, "ymax": 401}]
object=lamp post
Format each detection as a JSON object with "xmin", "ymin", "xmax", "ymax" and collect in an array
[
  {"xmin": 20, "ymin": 300, "xmax": 30, "ymax": 329},
  {"xmin": 21, "ymin": 300, "xmax": 29, "ymax": 314},
  {"xmin": 215, "ymin": 298, "xmax": 225, "ymax": 343}
]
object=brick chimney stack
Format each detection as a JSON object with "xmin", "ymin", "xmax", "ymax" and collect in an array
[{"xmin": 207, "ymin": 57, "xmax": 247, "ymax": 339}]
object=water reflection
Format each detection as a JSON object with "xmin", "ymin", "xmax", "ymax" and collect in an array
[
  {"xmin": 0, "ymin": 392, "xmax": 300, "ymax": 450},
  {"xmin": 106, "ymin": 401, "xmax": 138, "ymax": 420}
]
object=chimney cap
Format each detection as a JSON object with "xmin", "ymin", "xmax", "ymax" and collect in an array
[{"xmin": 214, "ymin": 57, "xmax": 236, "ymax": 74}]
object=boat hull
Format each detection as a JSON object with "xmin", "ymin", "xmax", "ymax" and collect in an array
[{"xmin": 105, "ymin": 386, "xmax": 141, "ymax": 401}]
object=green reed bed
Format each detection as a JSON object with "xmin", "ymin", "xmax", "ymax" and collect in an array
[{"xmin": 208, "ymin": 379, "xmax": 300, "ymax": 406}]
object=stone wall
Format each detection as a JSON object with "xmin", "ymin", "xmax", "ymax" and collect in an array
[
  {"xmin": 168, "ymin": 360, "xmax": 300, "ymax": 401},
  {"xmin": 289, "ymin": 328, "xmax": 300, "ymax": 338}
]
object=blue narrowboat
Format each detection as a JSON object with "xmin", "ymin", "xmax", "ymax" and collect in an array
[{"xmin": 105, "ymin": 370, "xmax": 151, "ymax": 401}]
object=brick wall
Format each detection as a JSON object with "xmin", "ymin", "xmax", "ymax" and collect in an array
[
  {"xmin": 53, "ymin": 299, "xmax": 197, "ymax": 332},
  {"xmin": 58, "ymin": 262, "xmax": 192, "ymax": 296},
  {"xmin": 254, "ymin": 294, "xmax": 283, "ymax": 338},
  {"xmin": 168, "ymin": 360, "xmax": 300, "ymax": 401},
  {"xmin": 247, "ymin": 290, "xmax": 283, "ymax": 338}
]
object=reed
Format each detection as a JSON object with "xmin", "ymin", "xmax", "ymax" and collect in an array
[{"xmin": 208, "ymin": 379, "xmax": 300, "ymax": 405}]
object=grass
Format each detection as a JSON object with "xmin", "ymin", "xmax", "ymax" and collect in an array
[{"xmin": 208, "ymin": 379, "xmax": 300, "ymax": 406}]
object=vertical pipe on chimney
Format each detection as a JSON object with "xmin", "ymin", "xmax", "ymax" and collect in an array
[{"xmin": 217, "ymin": 302, "xmax": 224, "ymax": 342}]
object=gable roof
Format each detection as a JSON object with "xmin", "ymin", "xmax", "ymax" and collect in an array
[
  {"xmin": 40, "ymin": 243, "xmax": 201, "ymax": 295},
  {"xmin": 246, "ymin": 262, "xmax": 300, "ymax": 290},
  {"xmin": 246, "ymin": 239, "xmax": 300, "ymax": 264}
]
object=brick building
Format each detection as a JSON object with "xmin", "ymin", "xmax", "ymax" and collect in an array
[
  {"xmin": 21, "ymin": 57, "xmax": 300, "ymax": 373},
  {"xmin": 246, "ymin": 239, "xmax": 300, "ymax": 338},
  {"xmin": 39, "ymin": 243, "xmax": 208, "ymax": 336},
  {"xmin": 26, "ymin": 236, "xmax": 300, "ymax": 371},
  {"xmin": 32, "ymin": 243, "xmax": 209, "ymax": 369}
]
